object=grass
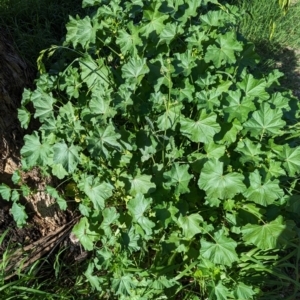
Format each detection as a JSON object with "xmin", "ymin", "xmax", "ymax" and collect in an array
[
  {"xmin": 0, "ymin": 229, "xmax": 99, "ymax": 299},
  {"xmin": 236, "ymin": 0, "xmax": 300, "ymax": 48},
  {"xmin": 233, "ymin": 0, "xmax": 300, "ymax": 91},
  {"xmin": 0, "ymin": 0, "xmax": 86, "ymax": 68}
]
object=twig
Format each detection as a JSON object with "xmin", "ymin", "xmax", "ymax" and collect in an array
[{"xmin": 2, "ymin": 216, "xmax": 79, "ymax": 280}]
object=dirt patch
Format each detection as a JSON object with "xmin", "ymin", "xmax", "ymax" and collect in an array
[
  {"xmin": 275, "ymin": 47, "xmax": 300, "ymax": 98},
  {"xmin": 0, "ymin": 30, "xmax": 78, "ymax": 276},
  {"xmin": 0, "ymin": 204, "xmax": 41, "ymax": 256}
]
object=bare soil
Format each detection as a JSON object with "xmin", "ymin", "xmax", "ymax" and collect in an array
[{"xmin": 0, "ymin": 31, "xmax": 78, "ymax": 277}]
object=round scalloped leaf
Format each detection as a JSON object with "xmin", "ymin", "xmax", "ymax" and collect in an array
[{"xmin": 198, "ymin": 159, "xmax": 246, "ymax": 200}]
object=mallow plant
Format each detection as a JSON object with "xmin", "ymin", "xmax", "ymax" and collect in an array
[{"xmin": 1, "ymin": 0, "xmax": 300, "ymax": 299}]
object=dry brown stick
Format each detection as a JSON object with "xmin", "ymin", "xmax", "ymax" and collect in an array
[{"xmin": 2, "ymin": 217, "xmax": 79, "ymax": 280}]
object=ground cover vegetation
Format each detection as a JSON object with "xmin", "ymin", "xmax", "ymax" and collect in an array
[
  {"xmin": 236, "ymin": 0, "xmax": 300, "ymax": 49},
  {"xmin": 232, "ymin": 0, "xmax": 300, "ymax": 92},
  {"xmin": 1, "ymin": 0, "xmax": 300, "ymax": 299},
  {"xmin": 0, "ymin": 0, "xmax": 85, "ymax": 68}
]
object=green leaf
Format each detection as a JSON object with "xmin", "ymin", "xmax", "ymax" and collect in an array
[
  {"xmin": 263, "ymin": 160, "xmax": 286, "ymax": 180},
  {"xmin": 12, "ymin": 170, "xmax": 21, "ymax": 185},
  {"xmin": 234, "ymin": 282, "xmax": 256, "ymax": 300},
  {"xmin": 200, "ymin": 10, "xmax": 226, "ymax": 27},
  {"xmin": 100, "ymin": 207, "xmax": 120, "ymax": 237},
  {"xmin": 183, "ymin": 0, "xmax": 200, "ymax": 19},
  {"xmin": 52, "ymin": 164, "xmax": 69, "ymax": 180},
  {"xmin": 60, "ymin": 68, "xmax": 81, "ymax": 98},
  {"xmin": 40, "ymin": 116, "xmax": 59, "ymax": 134},
  {"xmin": 204, "ymin": 143, "xmax": 225, "ymax": 159},
  {"xmin": 148, "ymin": 53, "xmax": 173, "ymax": 89},
  {"xmin": 112, "ymin": 274, "xmax": 135, "ymax": 296},
  {"xmin": 204, "ymin": 32, "xmax": 243, "ymax": 67},
  {"xmin": 175, "ymin": 78, "xmax": 195, "ymax": 103},
  {"xmin": 217, "ymin": 119, "xmax": 243, "ymax": 144},
  {"xmin": 243, "ymin": 170, "xmax": 284, "ymax": 206},
  {"xmin": 21, "ymin": 88, "xmax": 32, "ymax": 105},
  {"xmin": 163, "ymin": 163, "xmax": 193, "ymax": 195},
  {"xmin": 20, "ymin": 132, "xmax": 52, "ymax": 167},
  {"xmin": 84, "ymin": 263, "xmax": 102, "ymax": 291},
  {"xmin": 72, "ymin": 217, "xmax": 97, "ymax": 251},
  {"xmin": 81, "ymin": 176, "xmax": 114, "ymax": 210},
  {"xmin": 196, "ymin": 81, "xmax": 232, "ymax": 111},
  {"xmin": 235, "ymin": 139, "xmax": 263, "ymax": 164},
  {"xmin": 198, "ymin": 159, "xmax": 246, "ymax": 199},
  {"xmin": 11, "ymin": 202, "xmax": 28, "ymax": 227},
  {"xmin": 114, "ymin": 85, "xmax": 134, "ymax": 112},
  {"xmin": 79, "ymin": 203, "xmax": 91, "ymax": 217},
  {"xmin": 139, "ymin": 135, "xmax": 158, "ymax": 162},
  {"xmin": 141, "ymin": 3, "xmax": 168, "ymax": 37},
  {"xmin": 56, "ymin": 197, "xmax": 68, "ymax": 211},
  {"xmin": 129, "ymin": 173, "xmax": 156, "ymax": 196},
  {"xmin": 279, "ymin": 144, "xmax": 300, "ymax": 176},
  {"xmin": 195, "ymin": 72, "xmax": 217, "ymax": 92},
  {"xmin": 156, "ymin": 103, "xmax": 182, "ymax": 131},
  {"xmin": 186, "ymin": 33, "xmax": 207, "ymax": 55},
  {"xmin": 95, "ymin": 248, "xmax": 113, "ymax": 269},
  {"xmin": 243, "ymin": 103, "xmax": 285, "ymax": 138},
  {"xmin": 174, "ymin": 50, "xmax": 197, "ymax": 77},
  {"xmin": 89, "ymin": 95, "xmax": 115, "ymax": 118},
  {"xmin": 180, "ymin": 110, "xmax": 221, "ymax": 144},
  {"xmin": 120, "ymin": 227, "xmax": 141, "ymax": 252},
  {"xmin": 158, "ymin": 23, "xmax": 178, "ymax": 45},
  {"xmin": 122, "ymin": 57, "xmax": 149, "ymax": 85},
  {"xmin": 11, "ymin": 190, "xmax": 20, "ymax": 202},
  {"xmin": 241, "ymin": 216, "xmax": 286, "ymax": 250},
  {"xmin": 66, "ymin": 16, "xmax": 97, "ymax": 48},
  {"xmin": 59, "ymin": 101, "xmax": 76, "ymax": 120},
  {"xmin": 53, "ymin": 142, "xmax": 80, "ymax": 174},
  {"xmin": 208, "ymin": 281, "xmax": 230, "ymax": 300},
  {"xmin": 224, "ymin": 90, "xmax": 256, "ymax": 122},
  {"xmin": 200, "ymin": 230, "xmax": 238, "ymax": 266},
  {"xmin": 18, "ymin": 107, "xmax": 31, "ymax": 129},
  {"xmin": 21, "ymin": 185, "xmax": 30, "ymax": 197},
  {"xmin": 87, "ymin": 124, "xmax": 121, "ymax": 159},
  {"xmin": 205, "ymin": 197, "xmax": 222, "ymax": 208},
  {"xmin": 82, "ymin": 0, "xmax": 101, "ymax": 8},
  {"xmin": 116, "ymin": 22, "xmax": 142, "ymax": 55},
  {"xmin": 286, "ymin": 195, "xmax": 300, "ymax": 215},
  {"xmin": 46, "ymin": 186, "xmax": 67, "ymax": 211},
  {"xmin": 0, "ymin": 184, "xmax": 11, "ymax": 201},
  {"xmin": 32, "ymin": 89, "xmax": 55, "ymax": 122},
  {"xmin": 177, "ymin": 213, "xmax": 203, "ymax": 239},
  {"xmin": 79, "ymin": 56, "xmax": 109, "ymax": 90},
  {"xmin": 152, "ymin": 275, "xmax": 177, "ymax": 290},
  {"xmin": 237, "ymin": 73, "xmax": 269, "ymax": 100},
  {"xmin": 268, "ymin": 92, "xmax": 290, "ymax": 110},
  {"xmin": 127, "ymin": 194, "xmax": 155, "ymax": 236}
]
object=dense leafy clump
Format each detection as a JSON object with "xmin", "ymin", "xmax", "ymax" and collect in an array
[{"xmin": 1, "ymin": 0, "xmax": 300, "ymax": 298}]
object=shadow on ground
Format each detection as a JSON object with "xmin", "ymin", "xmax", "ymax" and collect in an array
[{"xmin": 254, "ymin": 40, "xmax": 300, "ymax": 97}]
